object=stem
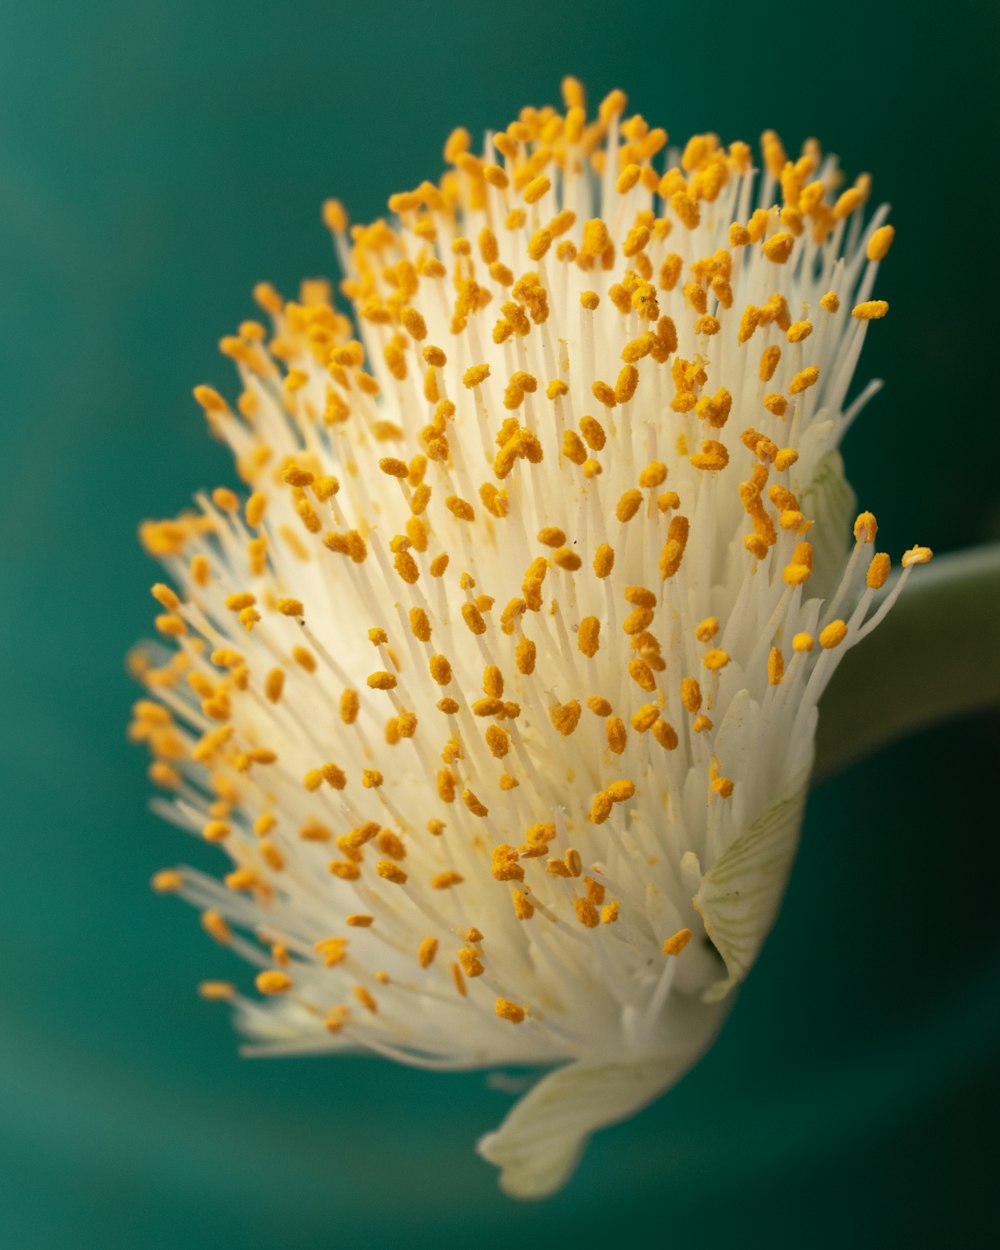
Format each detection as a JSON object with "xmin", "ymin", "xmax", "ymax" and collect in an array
[{"xmin": 814, "ymin": 544, "xmax": 1000, "ymax": 782}]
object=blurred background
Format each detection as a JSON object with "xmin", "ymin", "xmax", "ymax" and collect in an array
[{"xmin": 1, "ymin": 1, "xmax": 998, "ymax": 1246}]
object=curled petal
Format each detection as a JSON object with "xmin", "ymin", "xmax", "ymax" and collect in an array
[
  {"xmin": 477, "ymin": 994, "xmax": 730, "ymax": 1198},
  {"xmin": 694, "ymin": 771, "xmax": 810, "ymax": 1003}
]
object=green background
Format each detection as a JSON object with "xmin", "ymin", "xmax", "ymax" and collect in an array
[{"xmin": 2, "ymin": 1, "xmax": 998, "ymax": 1246}]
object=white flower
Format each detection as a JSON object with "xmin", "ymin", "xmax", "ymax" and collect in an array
[{"xmin": 131, "ymin": 80, "xmax": 932, "ymax": 1198}]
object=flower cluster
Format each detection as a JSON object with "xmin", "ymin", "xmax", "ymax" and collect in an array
[{"xmin": 130, "ymin": 80, "xmax": 930, "ymax": 1197}]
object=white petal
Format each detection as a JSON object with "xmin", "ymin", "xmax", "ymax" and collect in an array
[
  {"xmin": 800, "ymin": 448, "xmax": 857, "ymax": 597},
  {"xmin": 693, "ymin": 768, "xmax": 811, "ymax": 1004},
  {"xmin": 477, "ymin": 994, "xmax": 730, "ymax": 1199}
]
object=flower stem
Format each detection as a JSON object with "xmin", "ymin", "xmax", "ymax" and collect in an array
[{"xmin": 815, "ymin": 544, "xmax": 1000, "ymax": 781}]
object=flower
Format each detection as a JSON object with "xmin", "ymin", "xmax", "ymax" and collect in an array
[{"xmin": 129, "ymin": 79, "xmax": 932, "ymax": 1199}]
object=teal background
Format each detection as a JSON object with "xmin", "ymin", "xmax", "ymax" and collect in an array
[{"xmin": 2, "ymin": 2, "xmax": 998, "ymax": 1247}]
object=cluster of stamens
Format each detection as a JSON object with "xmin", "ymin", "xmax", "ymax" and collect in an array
[{"xmin": 131, "ymin": 80, "xmax": 930, "ymax": 1072}]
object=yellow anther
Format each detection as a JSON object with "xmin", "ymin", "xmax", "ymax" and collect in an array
[
  {"xmin": 681, "ymin": 676, "xmax": 702, "ymax": 713},
  {"xmin": 523, "ymin": 174, "xmax": 551, "ymax": 204},
  {"xmin": 444, "ymin": 125, "xmax": 471, "ymax": 163},
  {"xmin": 616, "ymin": 163, "xmax": 642, "ymax": 195},
  {"xmin": 623, "ymin": 605, "xmax": 654, "ymax": 635},
  {"xmin": 194, "ymin": 384, "xmax": 227, "ymax": 413},
  {"xmin": 202, "ymin": 819, "xmax": 230, "ymax": 843},
  {"xmin": 768, "ymin": 647, "xmax": 784, "ymax": 685},
  {"xmin": 339, "ymin": 688, "xmax": 359, "ymax": 724},
  {"xmin": 276, "ymin": 598, "xmax": 304, "ymax": 618},
  {"xmin": 738, "ymin": 305, "xmax": 760, "ymax": 344},
  {"xmin": 578, "ymin": 616, "xmax": 601, "ymax": 657},
  {"xmin": 662, "ymin": 928, "xmax": 692, "ymax": 956},
  {"xmin": 692, "ymin": 714, "xmax": 713, "ymax": 733},
  {"xmin": 763, "ymin": 393, "xmax": 788, "ymax": 416},
  {"xmin": 151, "ymin": 583, "xmax": 180, "ymax": 611},
  {"xmin": 759, "ymin": 345, "xmax": 781, "ymax": 382},
  {"xmin": 512, "ymin": 888, "xmax": 534, "ymax": 920},
  {"xmin": 461, "ymin": 786, "xmax": 488, "ymax": 817},
  {"xmin": 446, "ymin": 495, "xmax": 475, "ymax": 522},
  {"xmin": 256, "ymin": 971, "xmax": 292, "ymax": 995},
  {"xmin": 492, "ymin": 844, "xmax": 524, "ymax": 883},
  {"xmin": 695, "ymin": 617, "xmax": 719, "ymax": 642},
  {"xmin": 702, "ymin": 648, "xmax": 730, "ymax": 671},
  {"xmin": 852, "ymin": 300, "xmax": 889, "ymax": 320},
  {"xmin": 616, "ymin": 489, "xmax": 643, "ymax": 523},
  {"xmin": 483, "ymin": 163, "xmax": 509, "ymax": 189},
  {"xmin": 602, "ymin": 715, "xmax": 626, "ymax": 755},
  {"xmin": 819, "ymin": 620, "xmax": 848, "ymax": 649},
  {"xmin": 329, "ymin": 860, "xmax": 361, "ymax": 881},
  {"xmin": 549, "ymin": 700, "xmax": 582, "ymax": 736},
  {"xmin": 376, "ymin": 860, "xmax": 407, "ymax": 885},
  {"xmin": 516, "ymin": 637, "xmax": 537, "ymax": 675},
  {"xmin": 354, "ymin": 986, "xmax": 377, "ymax": 1014},
  {"xmin": 593, "ymin": 543, "xmax": 615, "ymax": 578},
  {"xmin": 367, "ymin": 671, "xmax": 397, "ymax": 691},
  {"xmin": 574, "ymin": 898, "xmax": 600, "ymax": 929},
  {"xmin": 461, "ymin": 602, "xmax": 487, "ymax": 635},
  {"xmin": 552, "ymin": 546, "xmax": 582, "ymax": 571},
  {"xmin": 151, "ymin": 869, "xmax": 183, "ymax": 893},
  {"xmin": 762, "ymin": 232, "xmax": 794, "ymax": 264},
  {"xmin": 321, "ymin": 762, "xmax": 347, "ymax": 790},
  {"xmin": 314, "ymin": 937, "xmax": 348, "ymax": 966},
  {"xmin": 253, "ymin": 813, "xmax": 275, "ymax": 839},
  {"xmin": 690, "ymin": 440, "xmax": 729, "ymax": 472},
  {"xmin": 580, "ymin": 291, "xmax": 600, "ymax": 312},
  {"xmin": 579, "ymin": 415, "xmax": 607, "ymax": 452},
  {"xmin": 867, "ymin": 552, "xmax": 891, "ymax": 588},
  {"xmin": 630, "ymin": 703, "xmax": 659, "ymax": 733},
  {"xmin": 472, "ymin": 696, "xmax": 504, "ymax": 719},
  {"xmin": 495, "ymin": 998, "xmax": 526, "ymax": 1024},
  {"xmin": 418, "ymin": 936, "xmax": 438, "ymax": 969},
  {"xmin": 867, "ymin": 225, "xmax": 895, "ymax": 261},
  {"xmin": 154, "ymin": 613, "xmax": 186, "ymax": 637},
  {"xmin": 854, "ymin": 512, "xmax": 878, "ymax": 543},
  {"xmin": 463, "ymin": 364, "xmax": 491, "ymax": 388},
  {"xmin": 379, "ymin": 457, "xmax": 409, "ymax": 478},
  {"xmin": 901, "ymin": 546, "xmax": 933, "ymax": 568},
  {"xmin": 408, "ymin": 607, "xmax": 431, "ymax": 643},
  {"xmin": 592, "ymin": 379, "xmax": 617, "ymax": 408},
  {"xmin": 792, "ymin": 632, "xmax": 815, "ymax": 653},
  {"xmin": 789, "ymin": 366, "xmax": 819, "ymax": 394},
  {"xmin": 650, "ymin": 719, "xmax": 677, "ymax": 750},
  {"xmin": 283, "ymin": 464, "xmax": 314, "ymax": 488},
  {"xmin": 833, "ymin": 187, "xmax": 863, "ymax": 218},
  {"xmin": 198, "ymin": 981, "xmax": 235, "ymax": 1001},
  {"xmin": 623, "ymin": 225, "xmax": 650, "ymax": 257},
  {"xmin": 820, "ymin": 291, "xmax": 840, "ymax": 313},
  {"xmin": 786, "ymin": 320, "xmax": 812, "ymax": 343},
  {"xmin": 537, "ymin": 526, "xmax": 567, "ymax": 548}
]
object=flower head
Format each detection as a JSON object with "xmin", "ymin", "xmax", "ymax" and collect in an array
[{"xmin": 131, "ymin": 80, "xmax": 931, "ymax": 1197}]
